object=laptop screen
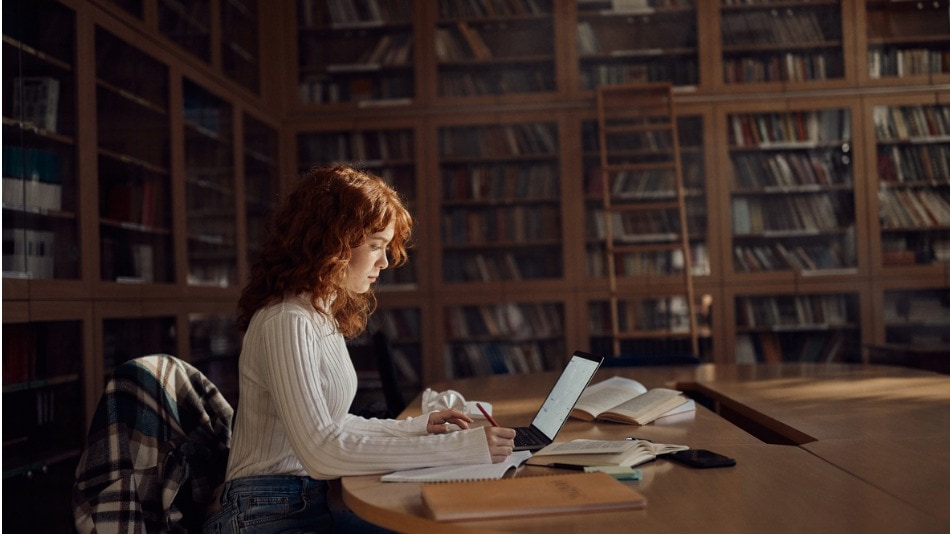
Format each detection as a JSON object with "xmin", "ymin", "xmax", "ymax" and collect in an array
[{"xmin": 531, "ymin": 351, "xmax": 603, "ymax": 440}]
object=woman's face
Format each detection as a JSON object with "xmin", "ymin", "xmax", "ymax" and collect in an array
[{"xmin": 344, "ymin": 222, "xmax": 394, "ymax": 294}]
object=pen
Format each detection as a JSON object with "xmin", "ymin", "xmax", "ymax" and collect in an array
[{"xmin": 476, "ymin": 402, "xmax": 499, "ymax": 427}]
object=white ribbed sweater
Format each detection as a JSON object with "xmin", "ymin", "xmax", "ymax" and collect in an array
[{"xmin": 225, "ymin": 295, "xmax": 491, "ymax": 480}]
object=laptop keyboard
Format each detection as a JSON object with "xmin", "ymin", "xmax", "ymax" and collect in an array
[{"xmin": 514, "ymin": 429, "xmax": 546, "ymax": 448}]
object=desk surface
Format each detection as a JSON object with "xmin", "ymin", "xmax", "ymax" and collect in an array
[{"xmin": 342, "ymin": 364, "xmax": 950, "ymax": 533}]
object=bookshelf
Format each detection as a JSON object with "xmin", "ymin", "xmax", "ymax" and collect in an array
[
  {"xmin": 183, "ymin": 78, "xmax": 238, "ymax": 288},
  {"xmin": 436, "ymin": 117, "xmax": 563, "ymax": 284},
  {"xmin": 221, "ymin": 0, "xmax": 261, "ymax": 93},
  {"xmin": 296, "ymin": 0, "xmax": 416, "ymax": 106},
  {"xmin": 3, "ymin": 2, "xmax": 278, "ymax": 529},
  {"xmin": 158, "ymin": 0, "xmax": 212, "ymax": 63},
  {"xmin": 718, "ymin": 0, "xmax": 850, "ymax": 89},
  {"xmin": 860, "ymin": 0, "xmax": 950, "ymax": 85},
  {"xmin": 96, "ymin": 27, "xmax": 174, "ymax": 285},
  {"xmin": 721, "ymin": 99, "xmax": 866, "ymax": 282},
  {"xmin": 730, "ymin": 286, "xmax": 863, "ymax": 363},
  {"xmin": 432, "ymin": 0, "xmax": 557, "ymax": 100},
  {"xmin": 3, "ymin": 1, "xmax": 78, "ymax": 282},
  {"xmin": 242, "ymin": 112, "xmax": 279, "ymax": 271},
  {"xmin": 575, "ymin": 0, "xmax": 701, "ymax": 91}
]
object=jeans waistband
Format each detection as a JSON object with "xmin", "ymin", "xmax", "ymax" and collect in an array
[{"xmin": 223, "ymin": 474, "xmax": 328, "ymax": 497}]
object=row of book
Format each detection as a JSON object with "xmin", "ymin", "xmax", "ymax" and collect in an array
[
  {"xmin": 884, "ymin": 291, "xmax": 950, "ymax": 323},
  {"xmin": 723, "ymin": 53, "xmax": 842, "ymax": 84},
  {"xmin": 443, "ymin": 249, "xmax": 562, "ymax": 281},
  {"xmin": 2, "ymin": 146, "xmax": 64, "ymax": 212},
  {"xmin": 344, "ymin": 33, "xmax": 413, "ymax": 67},
  {"xmin": 587, "ymin": 208, "xmax": 681, "ymax": 243},
  {"xmin": 372, "ymin": 308, "xmax": 421, "ymax": 341},
  {"xmin": 440, "ymin": 123, "xmax": 557, "ymax": 158},
  {"xmin": 588, "ymin": 296, "xmax": 694, "ymax": 334},
  {"xmin": 434, "ymin": 24, "xmax": 493, "ymax": 61},
  {"xmin": 444, "ymin": 302, "xmax": 563, "ymax": 339},
  {"xmin": 720, "ymin": 9, "xmax": 835, "ymax": 46},
  {"xmin": 737, "ymin": 192, "xmax": 845, "ymax": 235},
  {"xmin": 438, "ymin": 0, "xmax": 551, "ymax": 19},
  {"xmin": 439, "ymin": 69, "xmax": 554, "ymax": 96},
  {"xmin": 735, "ymin": 331, "xmax": 854, "ymax": 364},
  {"xmin": 733, "ymin": 240, "xmax": 856, "ymax": 272},
  {"xmin": 736, "ymin": 294, "xmax": 852, "ymax": 329},
  {"xmin": 879, "ymin": 189, "xmax": 950, "ymax": 229},
  {"xmin": 585, "ymin": 243, "xmax": 711, "ymax": 277},
  {"xmin": 580, "ymin": 62, "xmax": 699, "ymax": 88},
  {"xmin": 877, "ymin": 144, "xmax": 950, "ymax": 184},
  {"xmin": 730, "ymin": 110, "xmax": 850, "ymax": 148},
  {"xmin": 440, "ymin": 205, "xmax": 561, "ymax": 244},
  {"xmin": 868, "ymin": 48, "xmax": 950, "ymax": 79},
  {"xmin": 299, "ymin": 0, "xmax": 412, "ymax": 27},
  {"xmin": 444, "ymin": 341, "xmax": 560, "ymax": 377},
  {"xmin": 3, "ymin": 323, "xmax": 80, "ymax": 385},
  {"xmin": 2, "ymin": 228, "xmax": 55, "ymax": 279},
  {"xmin": 103, "ymin": 180, "xmax": 166, "ymax": 228},
  {"xmin": 12, "ymin": 76, "xmax": 60, "ymax": 132},
  {"xmin": 441, "ymin": 163, "xmax": 558, "ymax": 201},
  {"xmin": 300, "ymin": 130, "xmax": 414, "ymax": 164},
  {"xmin": 873, "ymin": 105, "xmax": 950, "ymax": 141},
  {"xmin": 298, "ymin": 74, "xmax": 412, "ymax": 104},
  {"xmin": 100, "ymin": 239, "xmax": 156, "ymax": 283},
  {"xmin": 731, "ymin": 149, "xmax": 851, "ymax": 190}
]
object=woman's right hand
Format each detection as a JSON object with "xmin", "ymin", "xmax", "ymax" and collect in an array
[{"xmin": 483, "ymin": 426, "xmax": 516, "ymax": 463}]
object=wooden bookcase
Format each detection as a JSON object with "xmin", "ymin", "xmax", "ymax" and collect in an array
[{"xmin": 3, "ymin": 1, "xmax": 282, "ymax": 527}]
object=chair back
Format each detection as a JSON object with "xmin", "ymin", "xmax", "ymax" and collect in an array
[{"xmin": 72, "ymin": 354, "xmax": 233, "ymax": 533}]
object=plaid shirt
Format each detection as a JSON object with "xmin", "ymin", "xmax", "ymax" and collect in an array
[{"xmin": 72, "ymin": 355, "xmax": 233, "ymax": 533}]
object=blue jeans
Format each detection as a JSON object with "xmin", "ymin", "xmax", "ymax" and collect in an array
[{"xmin": 202, "ymin": 475, "xmax": 392, "ymax": 533}]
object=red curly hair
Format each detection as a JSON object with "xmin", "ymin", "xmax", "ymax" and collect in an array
[{"xmin": 237, "ymin": 165, "xmax": 412, "ymax": 337}]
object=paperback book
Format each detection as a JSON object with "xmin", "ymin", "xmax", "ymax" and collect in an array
[
  {"xmin": 570, "ymin": 376, "xmax": 695, "ymax": 425},
  {"xmin": 526, "ymin": 439, "xmax": 688, "ymax": 469}
]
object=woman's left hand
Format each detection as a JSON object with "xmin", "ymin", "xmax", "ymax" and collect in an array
[{"xmin": 427, "ymin": 409, "xmax": 473, "ymax": 433}]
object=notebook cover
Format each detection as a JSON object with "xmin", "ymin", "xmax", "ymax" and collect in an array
[{"xmin": 420, "ymin": 471, "xmax": 646, "ymax": 522}]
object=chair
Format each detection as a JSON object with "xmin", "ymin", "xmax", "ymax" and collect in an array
[
  {"xmin": 349, "ymin": 330, "xmax": 408, "ymax": 419},
  {"xmin": 72, "ymin": 354, "xmax": 233, "ymax": 533}
]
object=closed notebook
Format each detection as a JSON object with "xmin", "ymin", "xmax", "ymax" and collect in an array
[{"xmin": 420, "ymin": 471, "xmax": 646, "ymax": 522}]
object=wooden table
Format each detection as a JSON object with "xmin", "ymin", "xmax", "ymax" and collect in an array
[{"xmin": 341, "ymin": 364, "xmax": 949, "ymax": 533}]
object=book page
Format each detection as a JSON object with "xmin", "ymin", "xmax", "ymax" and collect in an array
[
  {"xmin": 571, "ymin": 376, "xmax": 648, "ymax": 420},
  {"xmin": 600, "ymin": 388, "xmax": 687, "ymax": 425}
]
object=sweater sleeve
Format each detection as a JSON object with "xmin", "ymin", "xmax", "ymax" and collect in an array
[{"xmin": 260, "ymin": 310, "xmax": 491, "ymax": 477}]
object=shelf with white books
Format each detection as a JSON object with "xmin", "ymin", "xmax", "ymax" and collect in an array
[{"xmin": 861, "ymin": 0, "xmax": 950, "ymax": 86}]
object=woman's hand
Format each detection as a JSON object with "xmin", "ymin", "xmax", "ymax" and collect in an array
[
  {"xmin": 484, "ymin": 426, "xmax": 516, "ymax": 463},
  {"xmin": 427, "ymin": 409, "xmax": 473, "ymax": 433}
]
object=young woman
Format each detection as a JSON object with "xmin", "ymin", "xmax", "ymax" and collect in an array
[{"xmin": 203, "ymin": 165, "xmax": 515, "ymax": 533}]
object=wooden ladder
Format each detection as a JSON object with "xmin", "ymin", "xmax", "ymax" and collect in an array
[{"xmin": 595, "ymin": 82, "xmax": 699, "ymax": 357}]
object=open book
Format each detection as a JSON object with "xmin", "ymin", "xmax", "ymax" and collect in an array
[
  {"xmin": 570, "ymin": 376, "xmax": 695, "ymax": 425},
  {"xmin": 525, "ymin": 439, "xmax": 688, "ymax": 468}
]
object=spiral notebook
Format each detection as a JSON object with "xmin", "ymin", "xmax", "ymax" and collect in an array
[{"xmin": 381, "ymin": 450, "xmax": 532, "ymax": 483}]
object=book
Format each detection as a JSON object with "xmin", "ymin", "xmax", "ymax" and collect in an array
[
  {"xmin": 381, "ymin": 450, "xmax": 532, "ymax": 483},
  {"xmin": 420, "ymin": 471, "xmax": 646, "ymax": 522},
  {"xmin": 570, "ymin": 376, "xmax": 695, "ymax": 425},
  {"xmin": 525, "ymin": 439, "xmax": 688, "ymax": 469}
]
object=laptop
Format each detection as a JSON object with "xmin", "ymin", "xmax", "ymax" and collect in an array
[{"xmin": 511, "ymin": 350, "xmax": 604, "ymax": 451}]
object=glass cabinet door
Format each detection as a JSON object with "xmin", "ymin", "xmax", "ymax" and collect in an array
[
  {"xmin": 183, "ymin": 79, "xmax": 237, "ymax": 288},
  {"xmin": 3, "ymin": 2, "xmax": 79, "ymax": 281}
]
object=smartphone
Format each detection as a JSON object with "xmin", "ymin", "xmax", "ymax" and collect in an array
[{"xmin": 668, "ymin": 449, "xmax": 736, "ymax": 469}]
